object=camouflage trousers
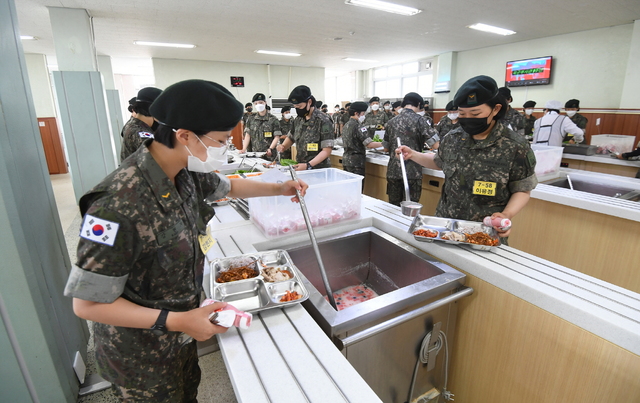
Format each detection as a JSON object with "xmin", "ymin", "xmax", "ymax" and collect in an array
[
  {"xmin": 386, "ymin": 178, "xmax": 422, "ymax": 206},
  {"xmin": 343, "ymin": 165, "xmax": 365, "ymax": 191}
]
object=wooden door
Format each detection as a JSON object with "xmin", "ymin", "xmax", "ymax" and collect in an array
[{"xmin": 38, "ymin": 117, "xmax": 68, "ymax": 174}]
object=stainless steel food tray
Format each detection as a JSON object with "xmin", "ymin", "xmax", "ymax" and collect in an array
[
  {"xmin": 408, "ymin": 215, "xmax": 500, "ymax": 251},
  {"xmin": 209, "ymin": 250, "xmax": 309, "ymax": 313}
]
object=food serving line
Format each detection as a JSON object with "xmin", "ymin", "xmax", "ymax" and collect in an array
[{"xmin": 203, "ymin": 152, "xmax": 640, "ymax": 402}]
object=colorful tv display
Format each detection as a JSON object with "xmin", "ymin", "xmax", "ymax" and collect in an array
[{"xmin": 505, "ymin": 56, "xmax": 552, "ymax": 87}]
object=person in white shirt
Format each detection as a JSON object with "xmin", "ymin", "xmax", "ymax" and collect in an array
[{"xmin": 532, "ymin": 100, "xmax": 583, "ymax": 146}]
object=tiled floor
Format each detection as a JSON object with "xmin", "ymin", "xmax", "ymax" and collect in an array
[{"xmin": 50, "ymin": 173, "xmax": 237, "ymax": 403}]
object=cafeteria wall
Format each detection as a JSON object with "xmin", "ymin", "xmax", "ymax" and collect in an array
[
  {"xmin": 442, "ymin": 24, "xmax": 634, "ymax": 109},
  {"xmin": 152, "ymin": 58, "xmax": 325, "ymax": 104},
  {"xmin": 620, "ymin": 19, "xmax": 640, "ymax": 108},
  {"xmin": 24, "ymin": 53, "xmax": 57, "ymax": 118}
]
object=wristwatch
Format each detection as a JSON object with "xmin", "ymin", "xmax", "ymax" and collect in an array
[
  {"xmin": 151, "ymin": 308, "xmax": 169, "ymax": 336},
  {"xmin": 306, "ymin": 162, "xmax": 313, "ymax": 170}
]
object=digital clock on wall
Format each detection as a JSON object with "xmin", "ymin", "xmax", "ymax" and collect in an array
[{"xmin": 231, "ymin": 76, "xmax": 245, "ymax": 87}]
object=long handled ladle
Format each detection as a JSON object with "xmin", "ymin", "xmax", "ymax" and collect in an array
[{"xmin": 396, "ymin": 137, "xmax": 422, "ymax": 217}]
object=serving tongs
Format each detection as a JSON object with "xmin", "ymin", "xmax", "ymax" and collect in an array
[{"xmin": 288, "ymin": 166, "xmax": 338, "ymax": 310}]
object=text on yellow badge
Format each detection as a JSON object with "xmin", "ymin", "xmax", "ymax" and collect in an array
[
  {"xmin": 198, "ymin": 228, "xmax": 216, "ymax": 254},
  {"xmin": 264, "ymin": 131, "xmax": 272, "ymax": 138},
  {"xmin": 307, "ymin": 143, "xmax": 319, "ymax": 152},
  {"xmin": 473, "ymin": 181, "xmax": 496, "ymax": 196}
]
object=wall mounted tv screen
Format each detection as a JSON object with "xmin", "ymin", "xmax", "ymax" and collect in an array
[{"xmin": 505, "ymin": 56, "xmax": 552, "ymax": 87}]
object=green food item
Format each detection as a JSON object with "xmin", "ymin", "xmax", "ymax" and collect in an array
[
  {"xmin": 234, "ymin": 170, "xmax": 251, "ymax": 174},
  {"xmin": 279, "ymin": 159, "xmax": 296, "ymax": 166},
  {"xmin": 372, "ymin": 134, "xmax": 383, "ymax": 142}
]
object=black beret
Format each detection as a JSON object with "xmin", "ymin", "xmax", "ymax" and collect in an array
[
  {"xmin": 349, "ymin": 101, "xmax": 368, "ymax": 113},
  {"xmin": 454, "ymin": 75, "xmax": 499, "ymax": 108},
  {"xmin": 392, "ymin": 101, "xmax": 402, "ymax": 109},
  {"xmin": 128, "ymin": 96, "xmax": 137, "ymax": 106},
  {"xmin": 245, "ymin": 102, "xmax": 252, "ymax": 108},
  {"xmin": 322, "ymin": 104, "xmax": 328, "ymax": 108},
  {"xmin": 150, "ymin": 79, "xmax": 243, "ymax": 132},
  {"xmin": 281, "ymin": 105, "xmax": 291, "ymax": 112},
  {"xmin": 497, "ymin": 86, "xmax": 512, "ymax": 100},
  {"xmin": 136, "ymin": 87, "xmax": 162, "ymax": 103},
  {"xmin": 402, "ymin": 92, "xmax": 423, "ymax": 107},
  {"xmin": 445, "ymin": 101, "xmax": 457, "ymax": 111},
  {"xmin": 345, "ymin": 102, "xmax": 352, "ymax": 108},
  {"xmin": 316, "ymin": 100, "xmax": 323, "ymax": 108},
  {"xmin": 252, "ymin": 93, "xmax": 266, "ymax": 103},
  {"xmin": 288, "ymin": 85, "xmax": 312, "ymax": 104},
  {"xmin": 523, "ymin": 100, "xmax": 536, "ymax": 108},
  {"xmin": 383, "ymin": 100, "xmax": 391, "ymax": 105},
  {"xmin": 369, "ymin": 96, "xmax": 380, "ymax": 104},
  {"xmin": 565, "ymin": 99, "xmax": 580, "ymax": 108}
]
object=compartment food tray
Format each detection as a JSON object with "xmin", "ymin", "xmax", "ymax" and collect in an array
[
  {"xmin": 409, "ymin": 215, "xmax": 500, "ymax": 251},
  {"xmin": 209, "ymin": 250, "xmax": 309, "ymax": 313}
]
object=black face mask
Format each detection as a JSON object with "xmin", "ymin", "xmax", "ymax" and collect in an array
[
  {"xmin": 458, "ymin": 115, "xmax": 492, "ymax": 136},
  {"xmin": 295, "ymin": 102, "xmax": 311, "ymax": 118},
  {"xmin": 151, "ymin": 120, "xmax": 159, "ymax": 131},
  {"xmin": 246, "ymin": 108, "xmax": 253, "ymax": 113}
]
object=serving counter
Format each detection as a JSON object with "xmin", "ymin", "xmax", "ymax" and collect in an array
[
  {"xmin": 561, "ymin": 152, "xmax": 640, "ymax": 177},
  {"xmin": 207, "ymin": 168, "xmax": 640, "ymax": 402}
]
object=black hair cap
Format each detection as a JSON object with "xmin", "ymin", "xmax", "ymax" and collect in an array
[
  {"xmin": 136, "ymin": 87, "xmax": 162, "ymax": 103},
  {"xmin": 565, "ymin": 99, "xmax": 580, "ymax": 109},
  {"xmin": 453, "ymin": 75, "xmax": 499, "ymax": 108},
  {"xmin": 252, "ymin": 93, "xmax": 266, "ymax": 102},
  {"xmin": 288, "ymin": 85, "xmax": 312, "ymax": 104},
  {"xmin": 523, "ymin": 100, "xmax": 537, "ymax": 108},
  {"xmin": 402, "ymin": 92, "xmax": 423, "ymax": 108},
  {"xmin": 369, "ymin": 96, "xmax": 380, "ymax": 104},
  {"xmin": 445, "ymin": 101, "xmax": 457, "ymax": 111}
]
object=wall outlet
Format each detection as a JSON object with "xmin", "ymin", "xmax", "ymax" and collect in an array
[{"xmin": 596, "ymin": 118, "xmax": 601, "ymax": 126}]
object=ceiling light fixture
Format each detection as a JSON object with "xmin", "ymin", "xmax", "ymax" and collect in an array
[
  {"xmin": 133, "ymin": 41, "xmax": 196, "ymax": 48},
  {"xmin": 256, "ymin": 50, "xmax": 301, "ymax": 57},
  {"xmin": 468, "ymin": 23, "xmax": 516, "ymax": 36},
  {"xmin": 345, "ymin": 0, "xmax": 421, "ymax": 16},
  {"xmin": 343, "ymin": 57, "xmax": 377, "ymax": 62},
  {"xmin": 20, "ymin": 35, "xmax": 37, "ymax": 40}
]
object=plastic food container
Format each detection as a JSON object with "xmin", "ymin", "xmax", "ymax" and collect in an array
[
  {"xmin": 249, "ymin": 168, "xmax": 363, "ymax": 238},
  {"xmin": 531, "ymin": 145, "xmax": 563, "ymax": 179},
  {"xmin": 590, "ymin": 134, "xmax": 636, "ymax": 155}
]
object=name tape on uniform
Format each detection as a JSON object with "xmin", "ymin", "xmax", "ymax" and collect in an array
[
  {"xmin": 80, "ymin": 214, "xmax": 120, "ymax": 246},
  {"xmin": 264, "ymin": 131, "xmax": 272, "ymax": 138},
  {"xmin": 472, "ymin": 181, "xmax": 496, "ymax": 196},
  {"xmin": 306, "ymin": 143, "xmax": 318, "ymax": 152}
]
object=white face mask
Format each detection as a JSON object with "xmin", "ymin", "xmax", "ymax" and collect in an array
[
  {"xmin": 358, "ymin": 114, "xmax": 366, "ymax": 123},
  {"xmin": 283, "ymin": 113, "xmax": 292, "ymax": 120},
  {"xmin": 371, "ymin": 104, "xmax": 380, "ymax": 111},
  {"xmin": 185, "ymin": 136, "xmax": 227, "ymax": 173},
  {"xmin": 396, "ymin": 108, "xmax": 403, "ymax": 114},
  {"xmin": 566, "ymin": 110, "xmax": 577, "ymax": 117},
  {"xmin": 525, "ymin": 109, "xmax": 534, "ymax": 116},
  {"xmin": 384, "ymin": 105, "xmax": 391, "ymax": 110},
  {"xmin": 254, "ymin": 103, "xmax": 266, "ymax": 113},
  {"xmin": 417, "ymin": 111, "xmax": 425, "ymax": 116},
  {"xmin": 448, "ymin": 113, "xmax": 459, "ymax": 120},
  {"xmin": 334, "ymin": 108, "xmax": 339, "ymax": 112}
]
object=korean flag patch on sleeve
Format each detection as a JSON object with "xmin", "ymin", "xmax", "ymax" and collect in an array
[
  {"xmin": 138, "ymin": 131, "xmax": 154, "ymax": 138},
  {"xmin": 360, "ymin": 127, "xmax": 368, "ymax": 133},
  {"xmin": 80, "ymin": 214, "xmax": 120, "ymax": 246}
]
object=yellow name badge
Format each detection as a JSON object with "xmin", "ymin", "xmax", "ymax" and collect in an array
[
  {"xmin": 264, "ymin": 131, "xmax": 273, "ymax": 138},
  {"xmin": 473, "ymin": 181, "xmax": 497, "ymax": 196},
  {"xmin": 198, "ymin": 227, "xmax": 216, "ymax": 254},
  {"xmin": 307, "ymin": 143, "xmax": 319, "ymax": 152}
]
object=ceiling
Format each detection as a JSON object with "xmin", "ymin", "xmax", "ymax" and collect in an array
[{"xmin": 14, "ymin": 0, "xmax": 640, "ymax": 77}]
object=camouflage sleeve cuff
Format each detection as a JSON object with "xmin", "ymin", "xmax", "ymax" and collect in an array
[
  {"xmin": 64, "ymin": 264, "xmax": 128, "ymax": 303},
  {"xmin": 320, "ymin": 139, "xmax": 334, "ymax": 149},
  {"xmin": 426, "ymin": 134, "xmax": 440, "ymax": 148},
  {"xmin": 363, "ymin": 138, "xmax": 373, "ymax": 147},
  {"xmin": 508, "ymin": 174, "xmax": 538, "ymax": 193},
  {"xmin": 433, "ymin": 152, "xmax": 444, "ymax": 169},
  {"xmin": 209, "ymin": 173, "xmax": 231, "ymax": 201},
  {"xmin": 382, "ymin": 140, "xmax": 389, "ymax": 150},
  {"xmin": 274, "ymin": 130, "xmax": 282, "ymax": 137}
]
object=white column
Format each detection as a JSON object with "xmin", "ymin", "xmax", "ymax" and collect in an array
[{"xmin": 620, "ymin": 20, "xmax": 640, "ymax": 109}]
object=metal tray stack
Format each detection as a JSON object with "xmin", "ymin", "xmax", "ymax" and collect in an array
[
  {"xmin": 209, "ymin": 250, "xmax": 309, "ymax": 313},
  {"xmin": 408, "ymin": 215, "xmax": 500, "ymax": 251}
]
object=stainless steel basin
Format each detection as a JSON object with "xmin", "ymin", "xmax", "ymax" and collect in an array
[{"xmin": 544, "ymin": 177, "xmax": 635, "ymax": 198}]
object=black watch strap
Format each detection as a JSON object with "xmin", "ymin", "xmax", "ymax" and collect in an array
[
  {"xmin": 306, "ymin": 162, "xmax": 313, "ymax": 170},
  {"xmin": 151, "ymin": 308, "xmax": 169, "ymax": 336}
]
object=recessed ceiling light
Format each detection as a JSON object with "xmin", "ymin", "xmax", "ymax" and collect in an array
[
  {"xmin": 133, "ymin": 41, "xmax": 196, "ymax": 48},
  {"xmin": 20, "ymin": 35, "xmax": 37, "ymax": 40},
  {"xmin": 468, "ymin": 23, "xmax": 516, "ymax": 36},
  {"xmin": 256, "ymin": 50, "xmax": 301, "ymax": 57},
  {"xmin": 345, "ymin": 0, "xmax": 421, "ymax": 16},
  {"xmin": 343, "ymin": 58, "xmax": 377, "ymax": 62}
]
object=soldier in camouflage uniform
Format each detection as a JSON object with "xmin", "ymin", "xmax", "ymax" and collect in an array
[
  {"xmin": 340, "ymin": 102, "xmax": 352, "ymax": 133},
  {"xmin": 417, "ymin": 100, "xmax": 440, "ymax": 150},
  {"xmin": 396, "ymin": 76, "xmax": 537, "ymax": 241},
  {"xmin": 435, "ymin": 101, "xmax": 460, "ymax": 139},
  {"xmin": 382, "ymin": 92, "xmax": 439, "ymax": 206},
  {"xmin": 332, "ymin": 104, "xmax": 342, "ymax": 137},
  {"xmin": 363, "ymin": 96, "xmax": 389, "ymax": 138},
  {"xmin": 564, "ymin": 99, "xmax": 588, "ymax": 144},
  {"xmin": 120, "ymin": 88, "xmax": 162, "ymax": 162},
  {"xmin": 241, "ymin": 93, "xmax": 282, "ymax": 157},
  {"xmin": 242, "ymin": 103, "xmax": 253, "ymax": 126},
  {"xmin": 277, "ymin": 105, "xmax": 293, "ymax": 160},
  {"xmin": 522, "ymin": 100, "xmax": 537, "ymax": 138},
  {"xmin": 383, "ymin": 100, "xmax": 394, "ymax": 120},
  {"xmin": 498, "ymin": 87, "xmax": 525, "ymax": 135},
  {"xmin": 277, "ymin": 85, "xmax": 335, "ymax": 171},
  {"xmin": 64, "ymin": 79, "xmax": 307, "ymax": 402},
  {"xmin": 341, "ymin": 101, "xmax": 383, "ymax": 181}
]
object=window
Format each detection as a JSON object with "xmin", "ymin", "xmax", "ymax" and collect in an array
[
  {"xmin": 372, "ymin": 60, "xmax": 433, "ymax": 99},
  {"xmin": 402, "ymin": 76, "xmax": 418, "ymax": 95},
  {"xmin": 403, "ymin": 62, "xmax": 419, "ymax": 75},
  {"xmin": 388, "ymin": 64, "xmax": 402, "ymax": 77}
]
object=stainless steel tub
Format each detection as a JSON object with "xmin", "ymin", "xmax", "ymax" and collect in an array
[{"xmin": 544, "ymin": 177, "xmax": 635, "ymax": 198}]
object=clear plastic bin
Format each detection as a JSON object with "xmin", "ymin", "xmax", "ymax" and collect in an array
[
  {"xmin": 248, "ymin": 168, "xmax": 363, "ymax": 238},
  {"xmin": 590, "ymin": 134, "xmax": 636, "ymax": 155},
  {"xmin": 531, "ymin": 145, "xmax": 563, "ymax": 179}
]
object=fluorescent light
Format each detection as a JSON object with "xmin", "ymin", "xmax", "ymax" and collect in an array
[
  {"xmin": 468, "ymin": 23, "xmax": 516, "ymax": 36},
  {"xmin": 256, "ymin": 50, "xmax": 301, "ymax": 57},
  {"xmin": 345, "ymin": 0, "xmax": 421, "ymax": 16},
  {"xmin": 343, "ymin": 58, "xmax": 377, "ymax": 62},
  {"xmin": 133, "ymin": 41, "xmax": 195, "ymax": 48},
  {"xmin": 20, "ymin": 35, "xmax": 37, "ymax": 40}
]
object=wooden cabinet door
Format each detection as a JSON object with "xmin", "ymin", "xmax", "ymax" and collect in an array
[{"xmin": 38, "ymin": 117, "xmax": 68, "ymax": 174}]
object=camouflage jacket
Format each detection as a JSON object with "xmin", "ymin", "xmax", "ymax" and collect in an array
[
  {"xmin": 277, "ymin": 118, "xmax": 294, "ymax": 159},
  {"xmin": 383, "ymin": 109, "xmax": 435, "ymax": 180},
  {"xmin": 433, "ymin": 122, "xmax": 538, "ymax": 221},
  {"xmin": 524, "ymin": 114, "xmax": 536, "ymax": 137},
  {"xmin": 120, "ymin": 117, "xmax": 154, "ymax": 162},
  {"xmin": 569, "ymin": 113, "xmax": 588, "ymax": 144},
  {"xmin": 291, "ymin": 108, "xmax": 334, "ymax": 168},
  {"xmin": 503, "ymin": 106, "xmax": 525, "ymax": 133},
  {"xmin": 242, "ymin": 111, "xmax": 254, "ymax": 126},
  {"xmin": 384, "ymin": 110, "xmax": 394, "ymax": 120},
  {"xmin": 64, "ymin": 142, "xmax": 229, "ymax": 386},
  {"xmin": 363, "ymin": 110, "xmax": 389, "ymax": 137},
  {"xmin": 435, "ymin": 115, "xmax": 461, "ymax": 138},
  {"xmin": 244, "ymin": 113, "xmax": 282, "ymax": 152},
  {"xmin": 342, "ymin": 118, "xmax": 373, "ymax": 169}
]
